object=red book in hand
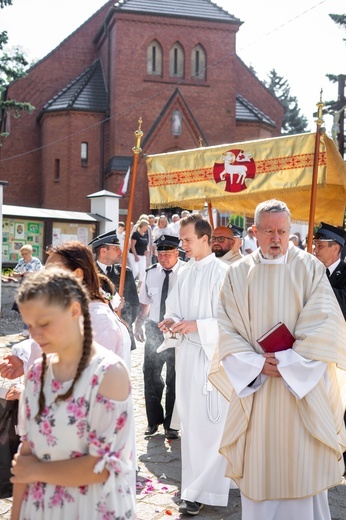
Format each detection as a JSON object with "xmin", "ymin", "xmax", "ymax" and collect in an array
[{"xmin": 257, "ymin": 322, "xmax": 295, "ymax": 353}]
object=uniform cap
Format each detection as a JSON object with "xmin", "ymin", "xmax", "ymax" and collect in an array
[
  {"xmin": 313, "ymin": 222, "xmax": 346, "ymax": 247},
  {"xmin": 88, "ymin": 229, "xmax": 121, "ymax": 249},
  {"xmin": 155, "ymin": 234, "xmax": 180, "ymax": 250},
  {"xmin": 228, "ymin": 223, "xmax": 244, "ymax": 237}
]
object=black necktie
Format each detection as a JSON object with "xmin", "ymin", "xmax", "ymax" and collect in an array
[
  {"xmin": 326, "ymin": 268, "xmax": 330, "ymax": 278},
  {"xmin": 106, "ymin": 265, "xmax": 112, "ymax": 276},
  {"xmin": 160, "ymin": 269, "xmax": 172, "ymax": 321}
]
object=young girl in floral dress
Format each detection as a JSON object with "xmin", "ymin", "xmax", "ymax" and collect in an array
[{"xmin": 10, "ymin": 268, "xmax": 136, "ymax": 520}]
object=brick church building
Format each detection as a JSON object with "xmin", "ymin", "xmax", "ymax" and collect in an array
[{"xmin": 0, "ymin": 0, "xmax": 284, "ymax": 220}]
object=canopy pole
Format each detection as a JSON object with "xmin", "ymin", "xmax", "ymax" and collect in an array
[
  {"xmin": 118, "ymin": 118, "xmax": 143, "ymax": 315},
  {"xmin": 207, "ymin": 202, "xmax": 214, "ymax": 230},
  {"xmin": 307, "ymin": 93, "xmax": 324, "ymax": 253}
]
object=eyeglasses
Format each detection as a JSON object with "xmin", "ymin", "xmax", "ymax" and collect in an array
[{"xmin": 210, "ymin": 236, "xmax": 233, "ymax": 243}]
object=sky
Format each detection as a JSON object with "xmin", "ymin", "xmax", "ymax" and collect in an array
[{"xmin": 1, "ymin": 0, "xmax": 345, "ymax": 132}]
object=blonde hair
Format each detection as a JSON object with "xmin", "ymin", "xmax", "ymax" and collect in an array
[
  {"xmin": 20, "ymin": 244, "xmax": 33, "ymax": 253},
  {"xmin": 137, "ymin": 219, "xmax": 149, "ymax": 229}
]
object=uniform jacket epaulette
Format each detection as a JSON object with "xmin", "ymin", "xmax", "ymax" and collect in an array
[
  {"xmin": 146, "ymin": 264, "xmax": 158, "ymax": 272},
  {"xmin": 114, "ymin": 263, "xmax": 132, "ymax": 274}
]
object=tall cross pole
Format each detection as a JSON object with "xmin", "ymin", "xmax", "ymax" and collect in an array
[
  {"xmin": 117, "ymin": 118, "xmax": 143, "ymax": 315},
  {"xmin": 307, "ymin": 92, "xmax": 324, "ymax": 253}
]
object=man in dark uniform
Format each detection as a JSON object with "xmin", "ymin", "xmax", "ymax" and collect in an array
[
  {"xmin": 313, "ymin": 222, "xmax": 346, "ymax": 319},
  {"xmin": 134, "ymin": 235, "xmax": 186, "ymax": 439},
  {"xmin": 313, "ymin": 221, "xmax": 346, "ymax": 474},
  {"xmin": 89, "ymin": 230, "xmax": 140, "ymax": 350}
]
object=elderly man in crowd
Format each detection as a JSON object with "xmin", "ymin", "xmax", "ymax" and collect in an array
[
  {"xmin": 210, "ymin": 199, "xmax": 346, "ymax": 520},
  {"xmin": 12, "ymin": 244, "xmax": 43, "ymax": 279},
  {"xmin": 12, "ymin": 244, "xmax": 43, "ymax": 336},
  {"xmin": 289, "ymin": 233, "xmax": 299, "ymax": 247},
  {"xmin": 242, "ymin": 226, "xmax": 257, "ymax": 255},
  {"xmin": 168, "ymin": 214, "xmax": 181, "ymax": 236}
]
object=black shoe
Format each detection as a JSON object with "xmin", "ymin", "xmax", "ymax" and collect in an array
[
  {"xmin": 179, "ymin": 500, "xmax": 204, "ymax": 516},
  {"xmin": 144, "ymin": 424, "xmax": 159, "ymax": 436},
  {"xmin": 165, "ymin": 428, "xmax": 179, "ymax": 439}
]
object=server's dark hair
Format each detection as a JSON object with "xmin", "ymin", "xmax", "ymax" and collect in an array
[{"xmin": 16, "ymin": 268, "xmax": 93, "ymax": 419}]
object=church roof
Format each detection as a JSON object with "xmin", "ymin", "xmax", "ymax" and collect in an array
[
  {"xmin": 113, "ymin": 0, "xmax": 241, "ymax": 24},
  {"xmin": 41, "ymin": 60, "xmax": 108, "ymax": 115},
  {"xmin": 236, "ymin": 94, "xmax": 276, "ymax": 127}
]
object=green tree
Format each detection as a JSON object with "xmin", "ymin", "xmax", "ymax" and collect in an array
[
  {"xmin": 263, "ymin": 69, "xmax": 308, "ymax": 135},
  {"xmin": 1, "ymin": 31, "xmax": 29, "ymax": 87},
  {"xmin": 327, "ymin": 13, "xmax": 346, "ymax": 224},
  {"xmin": 326, "ymin": 15, "xmax": 346, "ymax": 88},
  {"xmin": 326, "ymin": 13, "xmax": 346, "ymax": 87},
  {"xmin": 325, "ymin": 12, "xmax": 345, "ymax": 103},
  {"xmin": 325, "ymin": 13, "xmax": 345, "ymax": 160},
  {"xmin": 329, "ymin": 14, "xmax": 346, "ymax": 41}
]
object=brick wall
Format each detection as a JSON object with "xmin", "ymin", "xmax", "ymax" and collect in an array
[
  {"xmin": 41, "ymin": 111, "xmax": 105, "ymax": 211},
  {"xmin": 0, "ymin": 3, "xmax": 283, "ymax": 220},
  {"xmin": 0, "ymin": 1, "xmax": 114, "ymax": 209}
]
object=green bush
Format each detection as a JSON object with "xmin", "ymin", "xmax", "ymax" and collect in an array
[{"xmin": 2, "ymin": 268, "xmax": 14, "ymax": 276}]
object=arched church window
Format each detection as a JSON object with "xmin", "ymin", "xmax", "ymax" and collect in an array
[
  {"xmin": 169, "ymin": 42, "xmax": 184, "ymax": 78},
  {"xmin": 191, "ymin": 44, "xmax": 206, "ymax": 80},
  {"xmin": 147, "ymin": 40, "xmax": 162, "ymax": 76}
]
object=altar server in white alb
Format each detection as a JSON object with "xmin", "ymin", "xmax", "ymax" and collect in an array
[
  {"xmin": 159, "ymin": 213, "xmax": 230, "ymax": 517},
  {"xmin": 209, "ymin": 199, "xmax": 346, "ymax": 520}
]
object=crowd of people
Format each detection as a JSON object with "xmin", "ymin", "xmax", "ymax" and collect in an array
[{"xmin": 0, "ymin": 200, "xmax": 346, "ymax": 519}]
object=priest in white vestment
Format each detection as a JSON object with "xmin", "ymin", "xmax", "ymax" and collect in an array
[
  {"xmin": 159, "ymin": 213, "xmax": 231, "ymax": 516},
  {"xmin": 209, "ymin": 199, "xmax": 346, "ymax": 520}
]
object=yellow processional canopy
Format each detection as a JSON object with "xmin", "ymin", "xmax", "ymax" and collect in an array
[{"xmin": 146, "ymin": 132, "xmax": 346, "ymax": 226}]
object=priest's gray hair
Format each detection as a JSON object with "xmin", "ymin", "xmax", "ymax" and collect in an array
[{"xmin": 254, "ymin": 199, "xmax": 291, "ymax": 227}]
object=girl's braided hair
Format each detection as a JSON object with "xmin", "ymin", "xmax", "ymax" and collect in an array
[{"xmin": 16, "ymin": 268, "xmax": 93, "ymax": 419}]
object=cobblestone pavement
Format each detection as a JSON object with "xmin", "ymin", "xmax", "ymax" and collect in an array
[{"xmin": 1, "ymin": 329, "xmax": 346, "ymax": 519}]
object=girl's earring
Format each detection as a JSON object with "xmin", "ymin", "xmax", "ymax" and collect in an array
[{"xmin": 79, "ymin": 315, "xmax": 84, "ymax": 332}]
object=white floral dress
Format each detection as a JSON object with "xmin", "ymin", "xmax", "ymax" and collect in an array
[{"xmin": 18, "ymin": 345, "xmax": 136, "ymax": 520}]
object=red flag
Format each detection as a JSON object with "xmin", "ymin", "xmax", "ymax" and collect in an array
[{"xmin": 118, "ymin": 166, "xmax": 130, "ymax": 196}]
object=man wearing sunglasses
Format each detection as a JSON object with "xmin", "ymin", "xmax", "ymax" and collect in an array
[{"xmin": 211, "ymin": 226, "xmax": 243, "ymax": 265}]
